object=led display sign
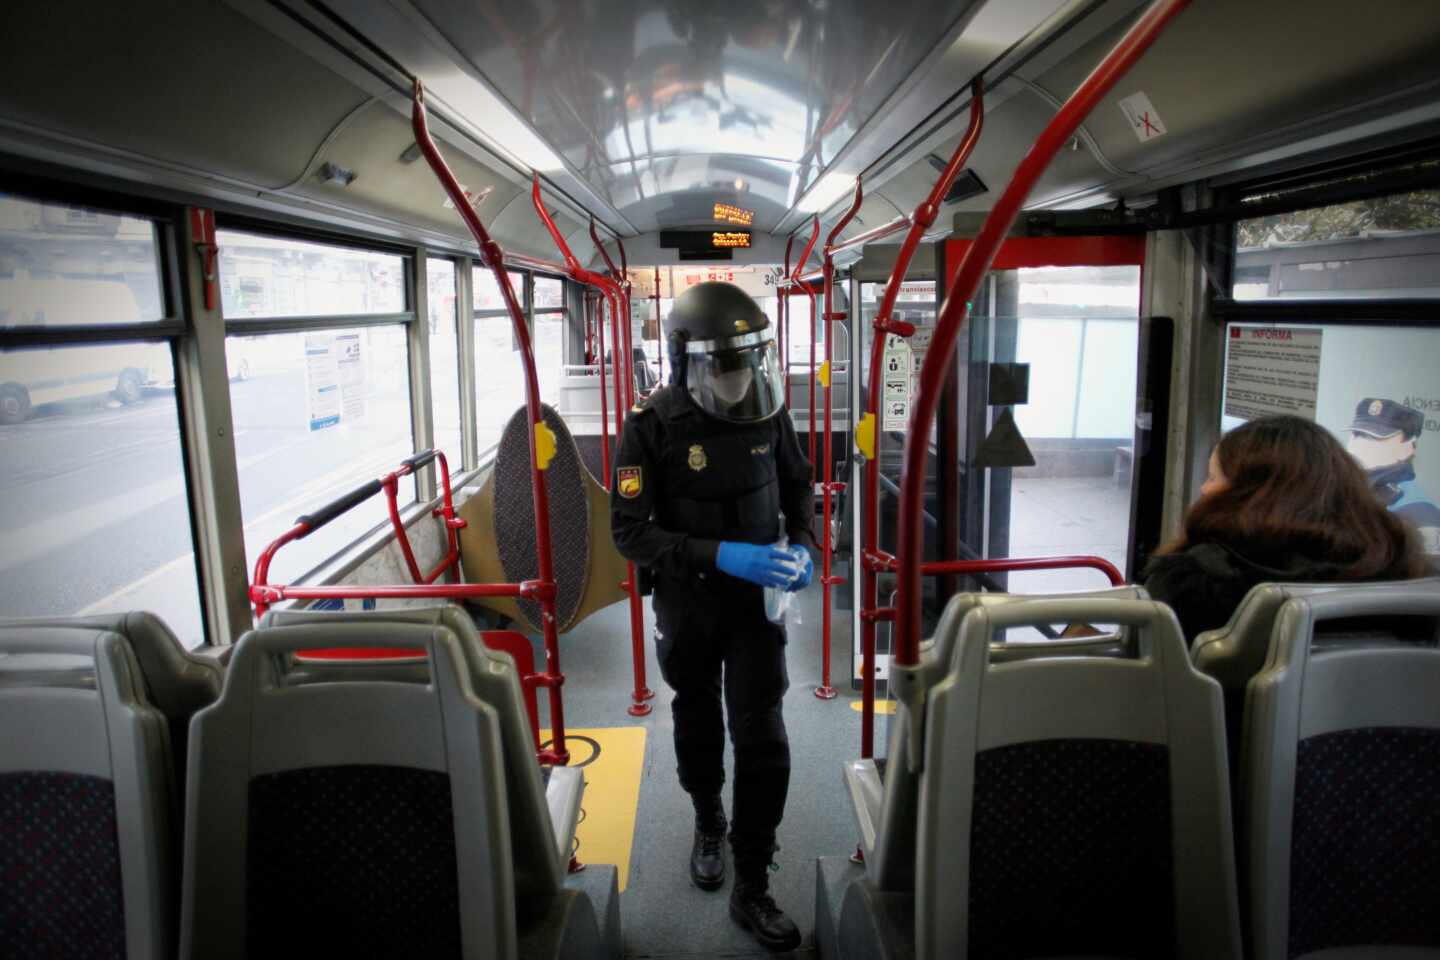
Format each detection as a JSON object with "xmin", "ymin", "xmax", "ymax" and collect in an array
[
  {"xmin": 711, "ymin": 231, "xmax": 751, "ymax": 249},
  {"xmin": 713, "ymin": 202, "xmax": 755, "ymax": 226}
]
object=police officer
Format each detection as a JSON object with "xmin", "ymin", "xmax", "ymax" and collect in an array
[
  {"xmin": 1346, "ymin": 397, "xmax": 1440, "ymax": 555},
  {"xmin": 611, "ymin": 281, "xmax": 814, "ymax": 951}
]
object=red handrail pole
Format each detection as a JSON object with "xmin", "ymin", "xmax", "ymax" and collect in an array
[
  {"xmin": 781, "ymin": 235, "xmax": 794, "ymax": 395},
  {"xmin": 534, "ymin": 178, "xmax": 655, "ymax": 716},
  {"xmin": 860, "ymin": 79, "xmax": 984, "ymax": 758},
  {"xmin": 792, "ymin": 218, "xmax": 820, "ymax": 489},
  {"xmin": 384, "ymin": 473, "xmax": 425, "ymax": 583},
  {"xmin": 413, "ymin": 83, "xmax": 568, "ymax": 764},
  {"xmin": 594, "ymin": 293, "xmax": 611, "ymax": 479},
  {"xmin": 828, "ymin": 214, "xmax": 913, "ymax": 258},
  {"xmin": 653, "ymin": 266, "xmax": 663, "ymax": 385},
  {"xmin": 895, "ymin": 0, "xmax": 1187, "ymax": 669},
  {"xmin": 816, "ymin": 180, "xmax": 863, "ymax": 701}
]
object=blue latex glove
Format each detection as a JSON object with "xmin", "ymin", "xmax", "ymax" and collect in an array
[
  {"xmin": 716, "ymin": 541, "xmax": 799, "ymax": 588},
  {"xmin": 785, "ymin": 547, "xmax": 814, "ymax": 592}
]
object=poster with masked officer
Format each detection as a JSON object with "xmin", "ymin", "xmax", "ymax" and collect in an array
[{"xmin": 1222, "ymin": 322, "xmax": 1440, "ymax": 554}]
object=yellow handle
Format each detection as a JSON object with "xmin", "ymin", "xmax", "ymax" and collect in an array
[
  {"xmin": 817, "ymin": 360, "xmax": 831, "ymax": 389},
  {"xmin": 856, "ymin": 412, "xmax": 876, "ymax": 460},
  {"xmin": 534, "ymin": 420, "xmax": 557, "ymax": 471}
]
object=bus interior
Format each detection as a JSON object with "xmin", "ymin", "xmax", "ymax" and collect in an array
[{"xmin": 3, "ymin": 1, "xmax": 1440, "ymax": 958}]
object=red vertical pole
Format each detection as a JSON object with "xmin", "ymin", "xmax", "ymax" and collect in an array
[
  {"xmin": 859, "ymin": 79, "xmax": 983, "ymax": 758},
  {"xmin": 791, "ymin": 218, "xmax": 820, "ymax": 490},
  {"xmin": 593, "ymin": 292, "xmax": 611, "ymax": 481},
  {"xmin": 815, "ymin": 181, "xmax": 863, "ymax": 701},
  {"xmin": 413, "ymin": 83, "xmax": 569, "ymax": 764},
  {"xmin": 894, "ymin": 0, "xmax": 1189, "ymax": 670},
  {"xmin": 653, "ymin": 266, "xmax": 663, "ymax": 385}
]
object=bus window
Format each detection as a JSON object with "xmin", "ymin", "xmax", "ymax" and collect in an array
[
  {"xmin": 0, "ymin": 342, "xmax": 204, "ymax": 645},
  {"xmin": 227, "ymin": 325, "xmax": 415, "ymax": 586},
  {"xmin": 217, "ymin": 231, "xmax": 405, "ymax": 319},
  {"xmin": 472, "ymin": 267, "xmax": 523, "ymax": 312},
  {"xmin": 475, "ymin": 313, "xmax": 523, "ymax": 458},
  {"xmin": 1234, "ymin": 188, "xmax": 1440, "ymax": 301},
  {"xmin": 0, "ymin": 195, "xmax": 165, "ymax": 328},
  {"xmin": 426, "ymin": 258, "xmax": 462, "ymax": 471}
]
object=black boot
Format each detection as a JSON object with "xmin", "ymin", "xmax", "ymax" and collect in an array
[
  {"xmin": 729, "ymin": 875, "xmax": 801, "ymax": 952},
  {"xmin": 690, "ymin": 795, "xmax": 726, "ymax": 891}
]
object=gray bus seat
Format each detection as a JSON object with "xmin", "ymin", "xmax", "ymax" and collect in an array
[
  {"xmin": 1, "ymin": 618, "xmax": 184, "ymax": 960},
  {"xmin": 821, "ymin": 594, "xmax": 1241, "ymax": 959},
  {"xmin": 4, "ymin": 611, "xmax": 223, "ymax": 799},
  {"xmin": 258, "ymin": 603, "xmax": 619, "ymax": 944},
  {"xmin": 1243, "ymin": 585, "xmax": 1440, "ymax": 960},
  {"xmin": 181, "ymin": 616, "xmax": 620, "ymax": 960},
  {"xmin": 842, "ymin": 586, "xmax": 1149, "ymax": 896}
]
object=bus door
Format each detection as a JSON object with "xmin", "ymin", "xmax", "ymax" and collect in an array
[{"xmin": 940, "ymin": 235, "xmax": 1150, "ymax": 608}]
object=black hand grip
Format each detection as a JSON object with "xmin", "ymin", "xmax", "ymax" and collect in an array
[
  {"xmin": 295, "ymin": 479, "xmax": 383, "ymax": 534},
  {"xmin": 404, "ymin": 448, "xmax": 438, "ymax": 471}
]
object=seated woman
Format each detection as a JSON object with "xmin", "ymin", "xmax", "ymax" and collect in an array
[{"xmin": 1144, "ymin": 415, "xmax": 1430, "ymax": 641}]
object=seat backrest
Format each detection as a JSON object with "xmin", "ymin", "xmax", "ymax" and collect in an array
[
  {"xmin": 0, "ymin": 620, "xmax": 177, "ymax": 960},
  {"xmin": 867, "ymin": 585, "xmax": 1148, "ymax": 891},
  {"xmin": 259, "ymin": 604, "xmax": 568, "ymax": 898},
  {"xmin": 456, "ymin": 402, "xmax": 627, "ymax": 633},
  {"xmin": 180, "ymin": 622, "xmax": 517, "ymax": 960},
  {"xmin": 1244, "ymin": 584, "xmax": 1440, "ymax": 960},
  {"xmin": 6, "ymin": 612, "xmax": 224, "ymax": 797},
  {"xmin": 914, "ymin": 597, "xmax": 1241, "ymax": 960}
]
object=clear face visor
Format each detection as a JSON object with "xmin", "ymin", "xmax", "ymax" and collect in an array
[{"xmin": 685, "ymin": 331, "xmax": 785, "ymax": 423}]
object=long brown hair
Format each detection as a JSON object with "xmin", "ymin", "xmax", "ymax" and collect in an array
[{"xmin": 1158, "ymin": 416, "xmax": 1428, "ymax": 579}]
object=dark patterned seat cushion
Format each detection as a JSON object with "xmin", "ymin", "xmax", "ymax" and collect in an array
[
  {"xmin": 1289, "ymin": 727, "xmax": 1440, "ymax": 957},
  {"xmin": 0, "ymin": 771, "xmax": 126, "ymax": 960},
  {"xmin": 248, "ymin": 765, "xmax": 462, "ymax": 957},
  {"xmin": 968, "ymin": 738, "xmax": 1174, "ymax": 959}
]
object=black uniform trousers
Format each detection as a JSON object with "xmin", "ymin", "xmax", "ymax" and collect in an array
[{"xmin": 653, "ymin": 574, "xmax": 790, "ymax": 875}]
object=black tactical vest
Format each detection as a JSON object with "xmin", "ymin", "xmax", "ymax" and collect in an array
[{"xmin": 649, "ymin": 388, "xmax": 782, "ymax": 545}]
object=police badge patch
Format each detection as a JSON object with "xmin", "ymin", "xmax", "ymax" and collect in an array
[
  {"xmin": 687, "ymin": 444, "xmax": 708, "ymax": 471},
  {"xmin": 617, "ymin": 466, "xmax": 642, "ymax": 498}
]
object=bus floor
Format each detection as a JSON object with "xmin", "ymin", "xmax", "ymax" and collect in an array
[{"xmin": 534, "ymin": 568, "xmax": 864, "ymax": 959}]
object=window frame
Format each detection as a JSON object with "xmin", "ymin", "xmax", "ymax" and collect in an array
[
  {"xmin": 214, "ymin": 219, "xmax": 427, "ymax": 588},
  {"xmin": 0, "ymin": 182, "xmax": 206, "ymax": 642},
  {"xmin": 1210, "ymin": 147, "xmax": 1440, "ymax": 327}
]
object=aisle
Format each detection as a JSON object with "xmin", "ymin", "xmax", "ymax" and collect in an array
[{"xmin": 550, "ymin": 574, "xmax": 865, "ymax": 958}]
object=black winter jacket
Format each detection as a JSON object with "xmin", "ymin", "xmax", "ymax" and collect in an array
[{"xmin": 1142, "ymin": 542, "xmax": 1354, "ymax": 642}]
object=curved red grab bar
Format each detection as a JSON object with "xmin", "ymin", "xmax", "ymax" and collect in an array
[
  {"xmin": 858, "ymin": 80, "xmax": 984, "ymax": 758},
  {"xmin": 894, "ymin": 0, "xmax": 1191, "ymax": 668},
  {"xmin": 531, "ymin": 175, "xmax": 656, "ymax": 717},
  {"xmin": 411, "ymin": 80, "xmax": 570, "ymax": 763}
]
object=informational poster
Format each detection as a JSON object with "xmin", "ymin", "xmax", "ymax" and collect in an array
[
  {"xmin": 882, "ymin": 334, "xmax": 913, "ymax": 431},
  {"xmin": 335, "ymin": 332, "xmax": 365, "ymax": 423},
  {"xmin": 304, "ymin": 333, "xmax": 341, "ymax": 431},
  {"xmin": 1222, "ymin": 321, "xmax": 1440, "ymax": 555},
  {"xmin": 1223, "ymin": 326, "xmax": 1323, "ymax": 421},
  {"xmin": 305, "ymin": 332, "xmax": 365, "ymax": 431}
]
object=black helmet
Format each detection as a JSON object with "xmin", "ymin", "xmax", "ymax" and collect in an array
[{"xmin": 666, "ymin": 281, "xmax": 785, "ymax": 423}]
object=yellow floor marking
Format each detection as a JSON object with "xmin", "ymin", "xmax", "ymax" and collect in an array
[
  {"xmin": 848, "ymin": 699, "xmax": 897, "ymax": 715},
  {"xmin": 542, "ymin": 727, "xmax": 646, "ymax": 892}
]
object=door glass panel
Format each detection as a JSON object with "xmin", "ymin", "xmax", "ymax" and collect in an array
[{"xmin": 984, "ymin": 266, "xmax": 1141, "ymax": 596}]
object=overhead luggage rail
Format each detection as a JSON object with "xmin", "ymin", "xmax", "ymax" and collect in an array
[
  {"xmin": 892, "ymin": 0, "xmax": 1192, "ymax": 683},
  {"xmin": 533, "ymin": 175, "xmax": 655, "ymax": 718}
]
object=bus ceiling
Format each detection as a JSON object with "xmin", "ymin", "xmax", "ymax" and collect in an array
[{"xmin": 1, "ymin": 1, "xmax": 1438, "ymax": 259}]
